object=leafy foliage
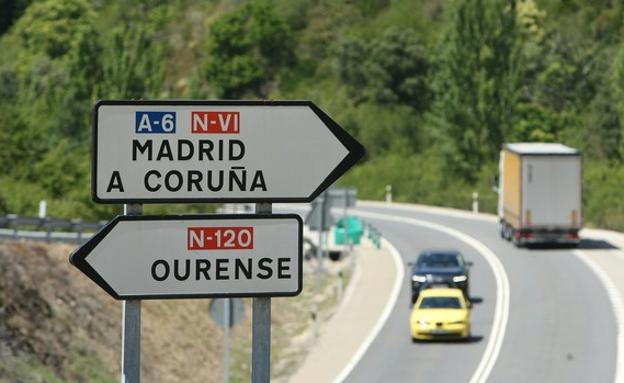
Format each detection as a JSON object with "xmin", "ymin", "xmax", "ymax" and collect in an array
[
  {"xmin": 1, "ymin": 0, "xmax": 624, "ymax": 230},
  {"xmin": 0, "ymin": 0, "xmax": 32, "ymax": 35},
  {"xmin": 431, "ymin": 0, "xmax": 522, "ymax": 181},
  {"xmin": 337, "ymin": 27, "xmax": 430, "ymax": 111},
  {"xmin": 203, "ymin": 1, "xmax": 294, "ymax": 98}
]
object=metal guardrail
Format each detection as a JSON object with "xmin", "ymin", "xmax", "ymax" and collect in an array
[
  {"xmin": 0, "ymin": 214, "xmax": 108, "ymax": 244},
  {"xmin": 363, "ymin": 221, "xmax": 382, "ymax": 249}
]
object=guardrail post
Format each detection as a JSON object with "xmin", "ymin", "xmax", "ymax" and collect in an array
[
  {"xmin": 45, "ymin": 218, "xmax": 52, "ymax": 242},
  {"xmin": 8, "ymin": 214, "xmax": 18, "ymax": 238},
  {"xmin": 72, "ymin": 219, "xmax": 83, "ymax": 244}
]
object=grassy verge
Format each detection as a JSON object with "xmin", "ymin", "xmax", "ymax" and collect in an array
[{"xmin": 228, "ymin": 253, "xmax": 356, "ymax": 382}]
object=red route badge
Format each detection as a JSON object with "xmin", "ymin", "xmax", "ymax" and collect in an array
[
  {"xmin": 191, "ymin": 111, "xmax": 240, "ymax": 134},
  {"xmin": 187, "ymin": 226, "xmax": 254, "ymax": 250}
]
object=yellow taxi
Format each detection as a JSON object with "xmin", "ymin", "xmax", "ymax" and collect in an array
[{"xmin": 410, "ymin": 288, "xmax": 471, "ymax": 341}]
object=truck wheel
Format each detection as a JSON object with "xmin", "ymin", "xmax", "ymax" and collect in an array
[{"xmin": 503, "ymin": 225, "xmax": 512, "ymax": 241}]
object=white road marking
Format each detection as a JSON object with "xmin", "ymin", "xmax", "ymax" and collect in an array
[
  {"xmin": 574, "ymin": 249, "xmax": 624, "ymax": 383},
  {"xmin": 333, "ymin": 238, "xmax": 404, "ymax": 383},
  {"xmin": 345, "ymin": 210, "xmax": 510, "ymax": 383},
  {"xmin": 340, "ymin": 252, "xmax": 362, "ymax": 308},
  {"xmin": 358, "ymin": 200, "xmax": 498, "ymax": 223}
]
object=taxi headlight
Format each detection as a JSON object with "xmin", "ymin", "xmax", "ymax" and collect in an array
[
  {"xmin": 453, "ymin": 275, "xmax": 467, "ymax": 282},
  {"xmin": 449, "ymin": 320, "xmax": 465, "ymax": 325},
  {"xmin": 412, "ymin": 275, "xmax": 427, "ymax": 283},
  {"xmin": 417, "ymin": 320, "xmax": 429, "ymax": 325}
]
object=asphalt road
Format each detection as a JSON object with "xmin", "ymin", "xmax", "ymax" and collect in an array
[{"xmin": 342, "ymin": 203, "xmax": 616, "ymax": 383}]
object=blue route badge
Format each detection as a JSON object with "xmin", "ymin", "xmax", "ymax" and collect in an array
[{"xmin": 135, "ymin": 111, "xmax": 176, "ymax": 133}]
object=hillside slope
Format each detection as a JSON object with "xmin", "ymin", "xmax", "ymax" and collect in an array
[
  {"xmin": 0, "ymin": 240, "xmax": 225, "ymax": 382},
  {"xmin": 0, "ymin": 238, "xmax": 353, "ymax": 382}
]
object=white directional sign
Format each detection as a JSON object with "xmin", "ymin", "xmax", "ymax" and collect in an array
[
  {"xmin": 93, "ymin": 100, "xmax": 365, "ymax": 203},
  {"xmin": 70, "ymin": 214, "xmax": 302, "ymax": 299}
]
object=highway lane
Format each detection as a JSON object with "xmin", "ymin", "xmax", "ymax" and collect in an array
[{"xmin": 343, "ymin": 203, "xmax": 616, "ymax": 383}]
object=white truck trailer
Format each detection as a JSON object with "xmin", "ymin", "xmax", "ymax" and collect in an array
[{"xmin": 498, "ymin": 143, "xmax": 582, "ymax": 246}]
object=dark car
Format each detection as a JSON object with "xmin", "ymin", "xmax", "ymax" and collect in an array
[{"xmin": 410, "ymin": 250, "xmax": 472, "ymax": 304}]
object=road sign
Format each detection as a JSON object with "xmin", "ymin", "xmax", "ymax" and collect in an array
[
  {"xmin": 69, "ymin": 214, "xmax": 303, "ymax": 299},
  {"xmin": 210, "ymin": 298, "xmax": 245, "ymax": 328},
  {"xmin": 305, "ymin": 194, "xmax": 334, "ymax": 231},
  {"xmin": 93, "ymin": 100, "xmax": 365, "ymax": 204},
  {"xmin": 328, "ymin": 187, "xmax": 357, "ymax": 208}
]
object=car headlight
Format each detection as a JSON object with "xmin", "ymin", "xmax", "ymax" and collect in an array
[
  {"xmin": 417, "ymin": 320, "xmax": 429, "ymax": 325},
  {"xmin": 449, "ymin": 320, "xmax": 465, "ymax": 324},
  {"xmin": 412, "ymin": 275, "xmax": 427, "ymax": 282},
  {"xmin": 453, "ymin": 275, "xmax": 467, "ymax": 282}
]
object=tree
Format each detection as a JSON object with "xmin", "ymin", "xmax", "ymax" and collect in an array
[
  {"xmin": 97, "ymin": 23, "xmax": 165, "ymax": 99},
  {"xmin": 0, "ymin": 0, "xmax": 32, "ymax": 35},
  {"xmin": 432, "ymin": 0, "xmax": 522, "ymax": 180},
  {"xmin": 336, "ymin": 27, "xmax": 430, "ymax": 112},
  {"xmin": 0, "ymin": 0, "xmax": 101, "ymax": 207},
  {"xmin": 203, "ymin": 1, "xmax": 294, "ymax": 98},
  {"xmin": 14, "ymin": 0, "xmax": 97, "ymax": 58}
]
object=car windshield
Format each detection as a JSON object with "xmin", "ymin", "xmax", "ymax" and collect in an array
[
  {"xmin": 417, "ymin": 253, "xmax": 461, "ymax": 268},
  {"xmin": 419, "ymin": 297, "xmax": 462, "ymax": 309}
]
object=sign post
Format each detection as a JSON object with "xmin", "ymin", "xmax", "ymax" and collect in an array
[
  {"xmin": 252, "ymin": 202, "xmax": 271, "ymax": 383},
  {"xmin": 224, "ymin": 298, "xmax": 230, "ymax": 383},
  {"xmin": 72, "ymin": 99, "xmax": 364, "ymax": 383},
  {"xmin": 121, "ymin": 203, "xmax": 142, "ymax": 383},
  {"xmin": 209, "ymin": 298, "xmax": 246, "ymax": 383}
]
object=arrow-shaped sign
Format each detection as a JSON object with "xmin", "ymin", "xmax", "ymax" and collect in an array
[
  {"xmin": 70, "ymin": 214, "xmax": 303, "ymax": 300},
  {"xmin": 93, "ymin": 100, "xmax": 365, "ymax": 203}
]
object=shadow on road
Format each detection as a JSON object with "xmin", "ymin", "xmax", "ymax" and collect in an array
[
  {"xmin": 525, "ymin": 238, "xmax": 618, "ymax": 250},
  {"xmin": 577, "ymin": 238, "xmax": 619, "ymax": 250},
  {"xmin": 469, "ymin": 296, "xmax": 483, "ymax": 305},
  {"xmin": 466, "ymin": 335, "xmax": 484, "ymax": 343},
  {"xmin": 412, "ymin": 335, "xmax": 484, "ymax": 345}
]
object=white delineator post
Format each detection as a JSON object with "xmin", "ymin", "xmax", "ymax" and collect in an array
[
  {"xmin": 121, "ymin": 203, "xmax": 142, "ymax": 383},
  {"xmin": 385, "ymin": 185, "xmax": 392, "ymax": 203},
  {"xmin": 252, "ymin": 202, "xmax": 271, "ymax": 383},
  {"xmin": 38, "ymin": 200, "xmax": 47, "ymax": 219},
  {"xmin": 472, "ymin": 192, "xmax": 479, "ymax": 214}
]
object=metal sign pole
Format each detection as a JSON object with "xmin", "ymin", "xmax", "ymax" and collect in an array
[
  {"xmin": 315, "ymin": 194, "xmax": 326, "ymax": 292},
  {"xmin": 252, "ymin": 202, "xmax": 271, "ymax": 383},
  {"xmin": 224, "ymin": 298, "xmax": 231, "ymax": 383},
  {"xmin": 318, "ymin": 193, "xmax": 326, "ymax": 273},
  {"xmin": 343, "ymin": 189, "xmax": 350, "ymax": 254},
  {"xmin": 121, "ymin": 203, "xmax": 142, "ymax": 383}
]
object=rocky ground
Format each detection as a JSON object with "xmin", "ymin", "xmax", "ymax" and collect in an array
[{"xmin": 0, "ymin": 239, "xmax": 354, "ymax": 382}]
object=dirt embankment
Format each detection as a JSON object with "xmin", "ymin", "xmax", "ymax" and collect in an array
[
  {"xmin": 0, "ymin": 240, "xmax": 223, "ymax": 382},
  {"xmin": 0, "ymin": 239, "xmax": 354, "ymax": 383}
]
